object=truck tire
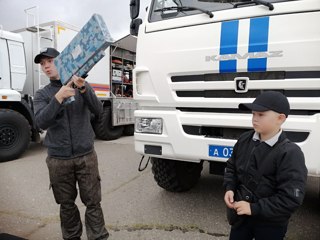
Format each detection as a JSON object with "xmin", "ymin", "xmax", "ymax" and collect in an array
[
  {"xmin": 92, "ymin": 106, "xmax": 124, "ymax": 140},
  {"xmin": 0, "ymin": 109, "xmax": 31, "ymax": 162},
  {"xmin": 151, "ymin": 157, "xmax": 203, "ymax": 192},
  {"xmin": 123, "ymin": 124, "xmax": 134, "ymax": 136}
]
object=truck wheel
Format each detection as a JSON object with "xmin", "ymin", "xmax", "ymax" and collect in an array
[
  {"xmin": 0, "ymin": 109, "xmax": 31, "ymax": 162},
  {"xmin": 92, "ymin": 106, "xmax": 124, "ymax": 140},
  {"xmin": 123, "ymin": 124, "xmax": 134, "ymax": 136},
  {"xmin": 151, "ymin": 157, "xmax": 203, "ymax": 192}
]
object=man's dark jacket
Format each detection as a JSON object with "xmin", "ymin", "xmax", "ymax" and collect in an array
[
  {"xmin": 223, "ymin": 130, "xmax": 307, "ymax": 226},
  {"xmin": 34, "ymin": 80, "xmax": 102, "ymax": 159}
]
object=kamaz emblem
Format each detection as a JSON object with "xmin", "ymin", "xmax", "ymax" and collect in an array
[{"xmin": 234, "ymin": 77, "xmax": 248, "ymax": 93}]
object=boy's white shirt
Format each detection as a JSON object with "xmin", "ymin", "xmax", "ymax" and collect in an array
[{"xmin": 252, "ymin": 130, "xmax": 283, "ymax": 147}]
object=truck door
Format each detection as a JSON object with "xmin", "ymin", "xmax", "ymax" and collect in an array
[
  {"xmin": 7, "ymin": 40, "xmax": 27, "ymax": 91},
  {"xmin": 0, "ymin": 38, "xmax": 11, "ymax": 89}
]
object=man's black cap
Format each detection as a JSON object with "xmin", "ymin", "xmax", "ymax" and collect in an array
[
  {"xmin": 239, "ymin": 91, "xmax": 290, "ymax": 117},
  {"xmin": 34, "ymin": 47, "xmax": 60, "ymax": 64}
]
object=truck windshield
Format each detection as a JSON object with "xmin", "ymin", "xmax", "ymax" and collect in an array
[{"xmin": 149, "ymin": 0, "xmax": 297, "ymax": 22}]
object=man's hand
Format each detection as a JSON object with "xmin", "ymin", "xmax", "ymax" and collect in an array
[
  {"xmin": 224, "ymin": 190, "xmax": 235, "ymax": 209},
  {"xmin": 72, "ymin": 75, "xmax": 86, "ymax": 93},
  {"xmin": 55, "ymin": 80, "xmax": 76, "ymax": 104},
  {"xmin": 234, "ymin": 201, "xmax": 251, "ymax": 216}
]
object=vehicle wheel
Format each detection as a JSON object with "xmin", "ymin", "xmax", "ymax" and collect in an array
[
  {"xmin": 151, "ymin": 157, "xmax": 203, "ymax": 192},
  {"xmin": 92, "ymin": 106, "xmax": 124, "ymax": 140},
  {"xmin": 123, "ymin": 124, "xmax": 134, "ymax": 136},
  {"xmin": 0, "ymin": 109, "xmax": 31, "ymax": 162}
]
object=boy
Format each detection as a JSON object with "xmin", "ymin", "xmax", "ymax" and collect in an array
[
  {"xmin": 33, "ymin": 48, "xmax": 109, "ymax": 240},
  {"xmin": 223, "ymin": 91, "xmax": 307, "ymax": 240}
]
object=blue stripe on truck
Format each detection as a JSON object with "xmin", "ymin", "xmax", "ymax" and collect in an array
[
  {"xmin": 219, "ymin": 20, "xmax": 239, "ymax": 73},
  {"xmin": 248, "ymin": 17, "xmax": 270, "ymax": 72}
]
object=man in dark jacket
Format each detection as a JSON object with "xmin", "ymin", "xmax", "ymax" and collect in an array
[
  {"xmin": 223, "ymin": 91, "xmax": 307, "ymax": 240},
  {"xmin": 33, "ymin": 47, "xmax": 109, "ymax": 240}
]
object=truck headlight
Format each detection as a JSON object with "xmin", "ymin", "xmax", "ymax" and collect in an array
[{"xmin": 135, "ymin": 118, "xmax": 163, "ymax": 134}]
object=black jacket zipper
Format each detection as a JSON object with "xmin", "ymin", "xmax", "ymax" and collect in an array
[{"xmin": 66, "ymin": 107, "xmax": 74, "ymax": 156}]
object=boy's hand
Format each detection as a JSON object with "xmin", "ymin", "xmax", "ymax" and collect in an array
[
  {"xmin": 224, "ymin": 190, "xmax": 235, "ymax": 209},
  {"xmin": 234, "ymin": 201, "xmax": 251, "ymax": 215},
  {"xmin": 55, "ymin": 80, "xmax": 75, "ymax": 104}
]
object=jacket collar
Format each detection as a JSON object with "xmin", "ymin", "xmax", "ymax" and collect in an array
[
  {"xmin": 253, "ymin": 130, "xmax": 283, "ymax": 147},
  {"xmin": 50, "ymin": 79, "xmax": 63, "ymax": 87}
]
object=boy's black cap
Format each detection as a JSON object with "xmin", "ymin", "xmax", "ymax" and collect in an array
[
  {"xmin": 34, "ymin": 47, "xmax": 60, "ymax": 63},
  {"xmin": 239, "ymin": 91, "xmax": 290, "ymax": 117}
]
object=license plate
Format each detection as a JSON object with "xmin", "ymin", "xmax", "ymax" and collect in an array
[{"xmin": 209, "ymin": 145, "xmax": 233, "ymax": 159}]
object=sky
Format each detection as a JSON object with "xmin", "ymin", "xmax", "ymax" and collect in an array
[{"xmin": 0, "ymin": 0, "xmax": 150, "ymax": 40}]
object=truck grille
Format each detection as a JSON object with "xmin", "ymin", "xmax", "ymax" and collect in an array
[
  {"xmin": 172, "ymin": 71, "xmax": 320, "ymax": 98},
  {"xmin": 182, "ymin": 125, "xmax": 309, "ymax": 143},
  {"xmin": 176, "ymin": 90, "xmax": 320, "ymax": 98},
  {"xmin": 171, "ymin": 71, "xmax": 320, "ymax": 82},
  {"xmin": 174, "ymin": 71, "xmax": 318, "ymax": 142},
  {"xmin": 177, "ymin": 108, "xmax": 320, "ymax": 116}
]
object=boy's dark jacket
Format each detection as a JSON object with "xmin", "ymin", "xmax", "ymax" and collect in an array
[
  {"xmin": 224, "ymin": 130, "xmax": 307, "ymax": 226},
  {"xmin": 34, "ymin": 80, "xmax": 103, "ymax": 159}
]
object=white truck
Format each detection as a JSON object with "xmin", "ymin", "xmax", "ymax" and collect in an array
[
  {"xmin": 0, "ymin": 29, "xmax": 30, "ymax": 161},
  {"xmin": 0, "ymin": 21, "xmax": 137, "ymax": 161},
  {"xmin": 130, "ymin": 0, "xmax": 320, "ymax": 192}
]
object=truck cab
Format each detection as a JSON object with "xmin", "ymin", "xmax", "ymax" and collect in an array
[
  {"xmin": 131, "ymin": 0, "xmax": 320, "ymax": 191},
  {"xmin": 0, "ymin": 29, "xmax": 35, "ymax": 161}
]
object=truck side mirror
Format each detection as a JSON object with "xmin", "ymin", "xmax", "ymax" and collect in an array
[
  {"xmin": 130, "ymin": 0, "xmax": 140, "ymax": 19},
  {"xmin": 130, "ymin": 18, "xmax": 142, "ymax": 36}
]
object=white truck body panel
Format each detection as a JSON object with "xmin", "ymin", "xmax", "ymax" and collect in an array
[
  {"xmin": 0, "ymin": 30, "xmax": 24, "ymax": 42},
  {"xmin": 134, "ymin": 0, "xmax": 320, "ymax": 176}
]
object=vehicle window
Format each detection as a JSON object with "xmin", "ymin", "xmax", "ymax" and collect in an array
[{"xmin": 149, "ymin": 0, "xmax": 300, "ymax": 22}]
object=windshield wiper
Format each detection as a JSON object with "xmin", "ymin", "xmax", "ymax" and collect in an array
[
  {"xmin": 234, "ymin": 0, "xmax": 274, "ymax": 11},
  {"xmin": 154, "ymin": 6, "xmax": 214, "ymax": 18}
]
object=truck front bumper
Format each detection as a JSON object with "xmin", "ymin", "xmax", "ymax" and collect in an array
[{"xmin": 134, "ymin": 109, "xmax": 320, "ymax": 177}]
